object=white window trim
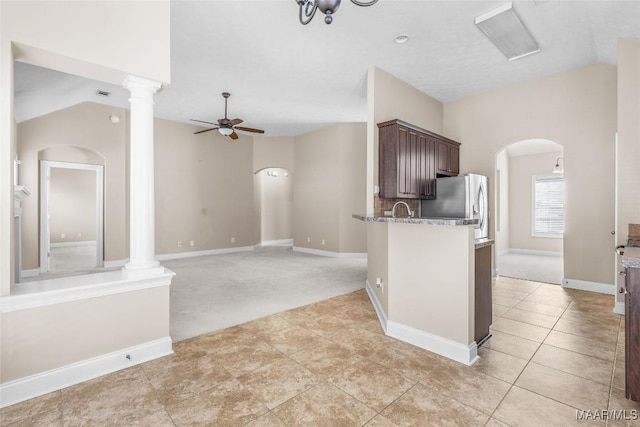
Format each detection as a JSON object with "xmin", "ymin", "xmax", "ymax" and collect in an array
[{"xmin": 531, "ymin": 174, "xmax": 564, "ymax": 239}]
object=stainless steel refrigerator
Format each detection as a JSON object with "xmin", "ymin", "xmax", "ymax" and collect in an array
[{"xmin": 420, "ymin": 174, "xmax": 489, "ymax": 240}]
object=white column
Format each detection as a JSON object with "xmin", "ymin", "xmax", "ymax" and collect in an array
[{"xmin": 123, "ymin": 75, "xmax": 164, "ymax": 277}]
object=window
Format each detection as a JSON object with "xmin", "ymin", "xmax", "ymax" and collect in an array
[{"xmin": 532, "ymin": 174, "xmax": 564, "ymax": 237}]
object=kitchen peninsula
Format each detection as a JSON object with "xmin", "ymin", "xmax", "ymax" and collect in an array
[{"xmin": 353, "ymin": 214, "xmax": 489, "ymax": 366}]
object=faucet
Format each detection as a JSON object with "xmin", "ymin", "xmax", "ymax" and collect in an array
[{"xmin": 391, "ymin": 201, "xmax": 414, "ymax": 218}]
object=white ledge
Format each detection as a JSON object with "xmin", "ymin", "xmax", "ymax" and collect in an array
[{"xmin": 1, "ymin": 269, "xmax": 175, "ymax": 313}]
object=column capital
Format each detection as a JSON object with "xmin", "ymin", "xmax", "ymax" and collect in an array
[{"xmin": 123, "ymin": 75, "xmax": 163, "ymax": 94}]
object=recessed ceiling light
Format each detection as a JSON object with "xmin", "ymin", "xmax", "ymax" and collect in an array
[{"xmin": 394, "ymin": 34, "xmax": 410, "ymax": 44}]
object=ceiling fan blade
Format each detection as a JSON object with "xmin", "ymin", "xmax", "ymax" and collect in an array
[
  {"xmin": 190, "ymin": 119, "xmax": 217, "ymax": 125},
  {"xmin": 229, "ymin": 118, "xmax": 243, "ymax": 126},
  {"xmin": 229, "ymin": 131, "xmax": 239, "ymax": 140},
  {"xmin": 194, "ymin": 127, "xmax": 219, "ymax": 135},
  {"xmin": 235, "ymin": 126, "xmax": 265, "ymax": 134}
]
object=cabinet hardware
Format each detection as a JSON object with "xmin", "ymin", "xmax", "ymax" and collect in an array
[
  {"xmin": 620, "ymin": 271, "xmax": 627, "ymax": 276},
  {"xmin": 619, "ymin": 287, "xmax": 627, "ymax": 294}
]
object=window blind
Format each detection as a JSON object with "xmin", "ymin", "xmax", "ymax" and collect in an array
[{"xmin": 533, "ymin": 175, "xmax": 564, "ymax": 236}]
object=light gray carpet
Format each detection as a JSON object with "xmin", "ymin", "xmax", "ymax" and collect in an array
[
  {"xmin": 497, "ymin": 253, "xmax": 563, "ymax": 285},
  {"xmin": 163, "ymin": 246, "xmax": 366, "ymax": 342}
]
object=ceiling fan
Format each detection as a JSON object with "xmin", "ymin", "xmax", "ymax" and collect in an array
[{"xmin": 191, "ymin": 92, "xmax": 264, "ymax": 140}]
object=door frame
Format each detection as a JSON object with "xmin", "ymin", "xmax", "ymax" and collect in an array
[{"xmin": 39, "ymin": 160, "xmax": 104, "ymax": 273}]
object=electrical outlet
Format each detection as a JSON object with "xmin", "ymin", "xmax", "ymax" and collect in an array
[
  {"xmin": 321, "ymin": 239, "xmax": 325, "ymax": 246},
  {"xmin": 231, "ymin": 237, "xmax": 235, "ymax": 243},
  {"xmin": 77, "ymin": 233, "xmax": 82, "ymax": 238},
  {"xmin": 384, "ymin": 210, "xmax": 392, "ymax": 216},
  {"xmin": 177, "ymin": 241, "xmax": 183, "ymax": 248},
  {"xmin": 190, "ymin": 240, "xmax": 195, "ymax": 247},
  {"xmin": 61, "ymin": 233, "xmax": 65, "ymax": 239},
  {"xmin": 376, "ymin": 277, "xmax": 384, "ymax": 293},
  {"xmin": 306, "ymin": 237, "xmax": 311, "ymax": 243}
]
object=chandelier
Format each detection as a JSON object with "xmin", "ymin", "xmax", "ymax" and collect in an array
[{"xmin": 296, "ymin": 0, "xmax": 379, "ymax": 25}]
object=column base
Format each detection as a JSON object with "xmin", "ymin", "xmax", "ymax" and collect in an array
[{"xmin": 122, "ymin": 262, "xmax": 165, "ymax": 279}]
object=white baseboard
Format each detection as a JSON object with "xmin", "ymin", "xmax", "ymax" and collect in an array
[
  {"xmin": 386, "ymin": 321, "xmax": 479, "ymax": 366},
  {"xmin": 503, "ymin": 248, "xmax": 563, "ymax": 257},
  {"xmin": 292, "ymin": 246, "xmax": 367, "ymax": 259},
  {"xmin": 260, "ymin": 239, "xmax": 293, "ymax": 247},
  {"xmin": 365, "ymin": 280, "xmax": 387, "ymax": 333},
  {"xmin": 21, "ymin": 268, "xmax": 39, "ymax": 278},
  {"xmin": 155, "ymin": 246, "xmax": 255, "ymax": 261},
  {"xmin": 104, "ymin": 259, "xmax": 127, "ymax": 268},
  {"xmin": 614, "ymin": 301, "xmax": 625, "ymax": 315},
  {"xmin": 562, "ymin": 278, "xmax": 615, "ymax": 295},
  {"xmin": 0, "ymin": 337, "xmax": 173, "ymax": 408},
  {"xmin": 50, "ymin": 241, "xmax": 97, "ymax": 248}
]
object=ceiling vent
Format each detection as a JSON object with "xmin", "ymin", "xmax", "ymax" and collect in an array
[
  {"xmin": 96, "ymin": 90, "xmax": 111, "ymax": 97},
  {"xmin": 475, "ymin": 2, "xmax": 540, "ymax": 61}
]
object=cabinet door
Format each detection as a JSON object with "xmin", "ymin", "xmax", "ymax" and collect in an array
[
  {"xmin": 626, "ymin": 268, "xmax": 640, "ymax": 402},
  {"xmin": 436, "ymin": 140, "xmax": 450, "ymax": 175},
  {"xmin": 397, "ymin": 127, "xmax": 419, "ymax": 198},
  {"xmin": 449, "ymin": 145, "xmax": 460, "ymax": 175},
  {"xmin": 417, "ymin": 135, "xmax": 436, "ymax": 199}
]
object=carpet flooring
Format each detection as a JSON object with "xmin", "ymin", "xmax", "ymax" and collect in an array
[
  {"xmin": 497, "ymin": 252, "xmax": 563, "ymax": 285},
  {"xmin": 163, "ymin": 246, "xmax": 366, "ymax": 342}
]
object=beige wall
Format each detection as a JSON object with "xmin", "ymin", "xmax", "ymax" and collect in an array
[
  {"xmin": 508, "ymin": 151, "xmax": 564, "ymax": 253},
  {"xmin": 18, "ymin": 103, "xmax": 128, "ymax": 268},
  {"xmin": 444, "ymin": 64, "xmax": 617, "ymax": 286},
  {"xmin": 293, "ymin": 123, "xmax": 367, "ymax": 254},
  {"xmin": 366, "ymin": 222, "xmax": 389, "ymax": 314},
  {"xmin": 368, "ymin": 67, "xmax": 444, "ymax": 212},
  {"xmin": 616, "ymin": 39, "xmax": 640, "ymax": 304},
  {"xmin": 49, "ymin": 168, "xmax": 97, "ymax": 244},
  {"xmin": 154, "ymin": 118, "xmax": 258, "ymax": 253},
  {"xmin": 253, "ymin": 136, "xmax": 295, "ymax": 173},
  {"xmin": 495, "ymin": 150, "xmax": 509, "ymax": 253}
]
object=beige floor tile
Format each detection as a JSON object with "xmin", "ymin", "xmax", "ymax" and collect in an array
[
  {"xmin": 244, "ymin": 412, "xmax": 288, "ymax": 427},
  {"xmin": 612, "ymin": 358, "xmax": 626, "ymax": 391},
  {"xmin": 272, "ymin": 382, "xmax": 377, "ymax": 426},
  {"xmin": 1, "ymin": 408, "xmax": 63, "ymax": 427},
  {"xmin": 327, "ymin": 326, "xmax": 397, "ymax": 357},
  {"xmin": 531, "ymin": 344, "xmax": 613, "ymax": 386},
  {"xmin": 560, "ymin": 306, "xmax": 621, "ymax": 328},
  {"xmin": 364, "ymin": 415, "xmax": 399, "ymax": 426},
  {"xmin": 494, "ymin": 279, "xmax": 540, "ymax": 293},
  {"xmin": 492, "ymin": 288, "xmax": 530, "ymax": 300},
  {"xmin": 543, "ymin": 330, "xmax": 616, "ymax": 362},
  {"xmin": 492, "ymin": 303, "xmax": 511, "ymax": 319},
  {"xmin": 380, "ymin": 383, "xmax": 488, "ymax": 426},
  {"xmin": 416, "ymin": 361, "xmax": 511, "ymax": 415},
  {"xmin": 359, "ymin": 319, "xmax": 386, "ymax": 335},
  {"xmin": 491, "ymin": 318, "xmax": 551, "ymax": 342},
  {"xmin": 254, "ymin": 324, "xmax": 328, "ymax": 355},
  {"xmin": 515, "ymin": 362, "xmax": 610, "ymax": 410},
  {"xmin": 483, "ymin": 331, "xmax": 541, "ymax": 361},
  {"xmin": 237, "ymin": 358, "xmax": 319, "ymax": 409},
  {"xmin": 370, "ymin": 341, "xmax": 454, "ymax": 383},
  {"xmin": 472, "ymin": 347, "xmax": 528, "ymax": 384},
  {"xmin": 502, "ymin": 307, "xmax": 560, "ymax": 328},
  {"xmin": 283, "ymin": 313, "xmax": 357, "ymax": 338},
  {"xmin": 166, "ymin": 378, "xmax": 268, "ymax": 425},
  {"xmin": 212, "ymin": 339, "xmax": 288, "ymax": 377},
  {"xmin": 484, "ymin": 418, "xmax": 512, "ymax": 427},
  {"xmin": 522, "ymin": 293, "xmax": 571, "ymax": 308},
  {"xmin": 553, "ymin": 318, "xmax": 618, "ymax": 345},
  {"xmin": 493, "ymin": 386, "xmax": 599, "ymax": 427},
  {"xmin": 493, "ymin": 295, "xmax": 523, "ymax": 308},
  {"xmin": 126, "ymin": 410, "xmax": 176, "ymax": 427},
  {"xmin": 607, "ymin": 386, "xmax": 640, "ymax": 427},
  {"xmin": 239, "ymin": 314, "xmax": 296, "ymax": 335},
  {"xmin": 328, "ymin": 359, "xmax": 415, "ymax": 412},
  {"xmin": 61, "ymin": 370, "xmax": 165, "ymax": 426},
  {"xmin": 290, "ymin": 341, "xmax": 364, "ymax": 379},
  {"xmin": 513, "ymin": 299, "xmax": 566, "ymax": 317},
  {"xmin": 0, "ymin": 391, "xmax": 61, "ymax": 426},
  {"xmin": 174, "ymin": 325, "xmax": 258, "ymax": 355}
]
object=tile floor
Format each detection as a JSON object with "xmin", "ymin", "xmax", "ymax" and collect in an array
[{"xmin": 2, "ymin": 276, "xmax": 639, "ymax": 426}]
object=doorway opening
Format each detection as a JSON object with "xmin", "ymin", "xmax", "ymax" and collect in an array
[
  {"xmin": 254, "ymin": 167, "xmax": 293, "ymax": 246},
  {"xmin": 39, "ymin": 160, "xmax": 104, "ymax": 276},
  {"xmin": 494, "ymin": 139, "xmax": 564, "ymax": 285}
]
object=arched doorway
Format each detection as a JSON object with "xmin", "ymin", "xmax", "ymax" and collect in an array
[
  {"xmin": 254, "ymin": 167, "xmax": 293, "ymax": 246},
  {"xmin": 494, "ymin": 139, "xmax": 564, "ymax": 284}
]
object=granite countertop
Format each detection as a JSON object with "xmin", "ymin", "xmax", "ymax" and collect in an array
[
  {"xmin": 474, "ymin": 238, "xmax": 495, "ymax": 249},
  {"xmin": 622, "ymin": 246, "xmax": 640, "ymax": 269},
  {"xmin": 352, "ymin": 214, "xmax": 478, "ymax": 226}
]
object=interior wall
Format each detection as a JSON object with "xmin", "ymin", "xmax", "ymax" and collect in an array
[
  {"xmin": 444, "ymin": 63, "xmax": 617, "ymax": 286},
  {"xmin": 508, "ymin": 151, "xmax": 564, "ymax": 253},
  {"xmin": 253, "ymin": 136, "xmax": 295, "ymax": 173},
  {"xmin": 154, "ymin": 118, "xmax": 258, "ymax": 254},
  {"xmin": 49, "ymin": 168, "xmax": 97, "ymax": 244},
  {"xmin": 616, "ymin": 38, "xmax": 640, "ymax": 305},
  {"xmin": 293, "ymin": 122, "xmax": 367, "ymax": 254},
  {"xmin": 495, "ymin": 150, "xmax": 509, "ymax": 253},
  {"xmin": 18, "ymin": 102, "xmax": 127, "ymax": 269}
]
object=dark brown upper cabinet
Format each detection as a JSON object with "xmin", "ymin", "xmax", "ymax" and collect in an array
[
  {"xmin": 378, "ymin": 119, "xmax": 459, "ymax": 200},
  {"xmin": 436, "ymin": 139, "xmax": 460, "ymax": 176}
]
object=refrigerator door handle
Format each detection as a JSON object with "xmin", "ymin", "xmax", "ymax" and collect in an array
[{"xmin": 478, "ymin": 184, "xmax": 486, "ymax": 230}]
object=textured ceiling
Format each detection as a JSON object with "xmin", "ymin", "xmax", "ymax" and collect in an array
[{"xmin": 13, "ymin": 1, "xmax": 640, "ymax": 136}]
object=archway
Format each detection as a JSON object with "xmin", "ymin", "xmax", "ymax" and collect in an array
[
  {"xmin": 494, "ymin": 139, "xmax": 564, "ymax": 284},
  {"xmin": 254, "ymin": 167, "xmax": 293, "ymax": 246}
]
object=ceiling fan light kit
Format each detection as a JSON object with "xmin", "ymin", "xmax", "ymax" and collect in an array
[
  {"xmin": 296, "ymin": 0, "xmax": 379, "ymax": 25},
  {"xmin": 191, "ymin": 92, "xmax": 264, "ymax": 141}
]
